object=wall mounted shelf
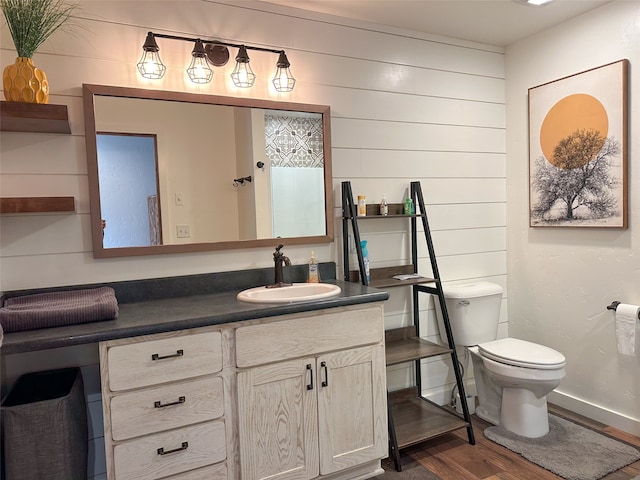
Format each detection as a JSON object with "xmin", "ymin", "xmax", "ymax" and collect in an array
[
  {"xmin": 1, "ymin": 197, "xmax": 75, "ymax": 214},
  {"xmin": 0, "ymin": 101, "xmax": 71, "ymax": 134}
]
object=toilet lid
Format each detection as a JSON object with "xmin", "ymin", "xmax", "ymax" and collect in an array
[{"xmin": 478, "ymin": 338, "xmax": 566, "ymax": 369}]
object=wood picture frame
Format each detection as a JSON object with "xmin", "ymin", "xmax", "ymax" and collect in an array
[{"xmin": 528, "ymin": 59, "xmax": 629, "ymax": 228}]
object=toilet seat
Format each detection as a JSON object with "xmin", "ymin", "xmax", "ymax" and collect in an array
[{"xmin": 478, "ymin": 338, "xmax": 566, "ymax": 370}]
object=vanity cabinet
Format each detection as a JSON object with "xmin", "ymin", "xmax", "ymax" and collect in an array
[
  {"xmin": 235, "ymin": 304, "xmax": 388, "ymax": 480},
  {"xmin": 98, "ymin": 302, "xmax": 388, "ymax": 480},
  {"xmin": 100, "ymin": 328, "xmax": 229, "ymax": 480}
]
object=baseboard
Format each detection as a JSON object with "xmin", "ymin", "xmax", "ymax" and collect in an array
[
  {"xmin": 548, "ymin": 390, "xmax": 640, "ymax": 437},
  {"xmin": 419, "ymin": 380, "xmax": 476, "ymax": 407},
  {"xmin": 418, "ymin": 386, "xmax": 640, "ymax": 437}
]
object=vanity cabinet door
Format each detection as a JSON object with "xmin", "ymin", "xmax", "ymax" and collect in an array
[
  {"xmin": 238, "ymin": 357, "xmax": 319, "ymax": 480},
  {"xmin": 317, "ymin": 345, "xmax": 387, "ymax": 474},
  {"xmin": 237, "ymin": 346, "xmax": 388, "ymax": 480}
]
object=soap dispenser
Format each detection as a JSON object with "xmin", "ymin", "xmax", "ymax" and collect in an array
[{"xmin": 308, "ymin": 251, "xmax": 320, "ymax": 283}]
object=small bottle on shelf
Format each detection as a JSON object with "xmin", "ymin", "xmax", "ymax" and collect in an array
[
  {"xmin": 360, "ymin": 240, "xmax": 371, "ymax": 284},
  {"xmin": 404, "ymin": 197, "xmax": 414, "ymax": 215},
  {"xmin": 358, "ymin": 195, "xmax": 367, "ymax": 216},
  {"xmin": 380, "ymin": 194, "xmax": 388, "ymax": 216}
]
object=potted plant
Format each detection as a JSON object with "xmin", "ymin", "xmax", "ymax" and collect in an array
[{"xmin": 1, "ymin": 0, "xmax": 78, "ymax": 103}]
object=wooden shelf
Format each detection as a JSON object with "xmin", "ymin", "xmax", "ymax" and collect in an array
[
  {"xmin": 349, "ymin": 265, "xmax": 435, "ymax": 289},
  {"xmin": 1, "ymin": 197, "xmax": 75, "ymax": 213},
  {"xmin": 345, "ymin": 202, "xmax": 426, "ymax": 218},
  {"xmin": 385, "ymin": 327, "xmax": 451, "ymax": 366},
  {"xmin": 388, "ymin": 387, "xmax": 469, "ymax": 449},
  {"xmin": 1, "ymin": 101, "xmax": 71, "ymax": 134}
]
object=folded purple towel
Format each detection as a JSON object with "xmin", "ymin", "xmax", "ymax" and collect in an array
[{"xmin": 0, "ymin": 287, "xmax": 118, "ymax": 333}]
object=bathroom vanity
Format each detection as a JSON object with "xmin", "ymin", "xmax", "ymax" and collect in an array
[{"xmin": 1, "ymin": 266, "xmax": 389, "ymax": 480}]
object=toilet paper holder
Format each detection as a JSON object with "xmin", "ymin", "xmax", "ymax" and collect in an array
[
  {"xmin": 607, "ymin": 301, "xmax": 640, "ymax": 320},
  {"xmin": 607, "ymin": 301, "xmax": 622, "ymax": 311}
]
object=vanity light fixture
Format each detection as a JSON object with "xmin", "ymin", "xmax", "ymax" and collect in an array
[
  {"xmin": 137, "ymin": 32, "xmax": 167, "ymax": 79},
  {"xmin": 230, "ymin": 45, "xmax": 256, "ymax": 88},
  {"xmin": 137, "ymin": 32, "xmax": 295, "ymax": 92},
  {"xmin": 187, "ymin": 39, "xmax": 213, "ymax": 84},
  {"xmin": 272, "ymin": 52, "xmax": 296, "ymax": 93}
]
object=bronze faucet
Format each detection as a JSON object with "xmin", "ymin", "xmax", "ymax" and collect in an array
[{"xmin": 270, "ymin": 244, "xmax": 291, "ymax": 287}]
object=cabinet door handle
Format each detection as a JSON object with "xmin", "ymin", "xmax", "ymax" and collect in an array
[
  {"xmin": 157, "ymin": 442, "xmax": 188, "ymax": 456},
  {"xmin": 306, "ymin": 364, "xmax": 314, "ymax": 390},
  {"xmin": 321, "ymin": 361, "xmax": 328, "ymax": 387},
  {"xmin": 151, "ymin": 349, "xmax": 184, "ymax": 361},
  {"xmin": 154, "ymin": 396, "xmax": 186, "ymax": 408}
]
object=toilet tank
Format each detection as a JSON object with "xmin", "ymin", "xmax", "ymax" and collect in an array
[{"xmin": 435, "ymin": 281, "xmax": 503, "ymax": 346}]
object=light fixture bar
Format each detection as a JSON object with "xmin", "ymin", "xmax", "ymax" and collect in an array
[
  {"xmin": 150, "ymin": 32, "xmax": 286, "ymax": 56},
  {"xmin": 139, "ymin": 32, "xmax": 294, "ymax": 91}
]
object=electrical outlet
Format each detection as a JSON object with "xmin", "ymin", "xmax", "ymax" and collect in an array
[
  {"xmin": 176, "ymin": 225, "xmax": 191, "ymax": 238},
  {"xmin": 175, "ymin": 193, "xmax": 184, "ymax": 206}
]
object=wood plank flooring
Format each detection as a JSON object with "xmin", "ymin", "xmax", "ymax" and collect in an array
[{"xmin": 377, "ymin": 405, "xmax": 640, "ymax": 480}]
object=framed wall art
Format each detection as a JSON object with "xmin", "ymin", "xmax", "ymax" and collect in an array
[{"xmin": 528, "ymin": 59, "xmax": 629, "ymax": 228}]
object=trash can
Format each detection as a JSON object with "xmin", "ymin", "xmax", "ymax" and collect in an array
[{"xmin": 1, "ymin": 367, "xmax": 88, "ymax": 480}]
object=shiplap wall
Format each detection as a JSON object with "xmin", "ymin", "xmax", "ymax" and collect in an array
[{"xmin": 1, "ymin": 1, "xmax": 506, "ymax": 477}]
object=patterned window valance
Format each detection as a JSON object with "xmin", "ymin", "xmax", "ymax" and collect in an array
[{"xmin": 265, "ymin": 114, "xmax": 324, "ymax": 168}]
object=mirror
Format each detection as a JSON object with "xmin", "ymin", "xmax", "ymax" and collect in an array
[{"xmin": 83, "ymin": 84, "xmax": 333, "ymax": 258}]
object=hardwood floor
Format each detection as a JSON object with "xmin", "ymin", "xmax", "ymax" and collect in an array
[{"xmin": 377, "ymin": 405, "xmax": 640, "ymax": 480}]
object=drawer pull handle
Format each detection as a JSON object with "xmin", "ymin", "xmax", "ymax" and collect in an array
[
  {"xmin": 154, "ymin": 396, "xmax": 186, "ymax": 408},
  {"xmin": 321, "ymin": 361, "xmax": 328, "ymax": 387},
  {"xmin": 306, "ymin": 364, "xmax": 314, "ymax": 390},
  {"xmin": 151, "ymin": 349, "xmax": 184, "ymax": 361},
  {"xmin": 157, "ymin": 442, "xmax": 188, "ymax": 456}
]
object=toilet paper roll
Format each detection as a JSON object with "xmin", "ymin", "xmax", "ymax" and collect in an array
[{"xmin": 615, "ymin": 303, "xmax": 639, "ymax": 356}]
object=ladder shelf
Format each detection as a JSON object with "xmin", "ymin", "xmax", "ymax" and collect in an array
[{"xmin": 341, "ymin": 180, "xmax": 475, "ymax": 471}]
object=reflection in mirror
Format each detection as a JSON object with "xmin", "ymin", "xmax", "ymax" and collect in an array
[
  {"xmin": 97, "ymin": 133, "xmax": 161, "ymax": 247},
  {"xmin": 83, "ymin": 84, "xmax": 333, "ymax": 258}
]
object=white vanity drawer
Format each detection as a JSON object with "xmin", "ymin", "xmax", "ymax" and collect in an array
[
  {"xmin": 110, "ymin": 376, "xmax": 224, "ymax": 441},
  {"xmin": 236, "ymin": 303, "xmax": 384, "ymax": 367},
  {"xmin": 113, "ymin": 420, "xmax": 226, "ymax": 480},
  {"xmin": 161, "ymin": 463, "xmax": 227, "ymax": 480},
  {"xmin": 107, "ymin": 331, "xmax": 223, "ymax": 391}
]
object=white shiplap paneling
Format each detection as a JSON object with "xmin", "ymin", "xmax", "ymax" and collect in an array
[{"xmin": 1, "ymin": 0, "xmax": 507, "ymax": 472}]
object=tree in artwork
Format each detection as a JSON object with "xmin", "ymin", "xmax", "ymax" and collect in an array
[
  {"xmin": 531, "ymin": 129, "xmax": 620, "ymax": 222},
  {"xmin": 530, "ymin": 92, "xmax": 623, "ymax": 224}
]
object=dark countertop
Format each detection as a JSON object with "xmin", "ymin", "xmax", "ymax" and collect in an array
[{"xmin": 1, "ymin": 267, "xmax": 388, "ymax": 355}]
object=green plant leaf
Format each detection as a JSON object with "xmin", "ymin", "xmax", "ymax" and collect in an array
[{"xmin": 1, "ymin": 0, "xmax": 78, "ymax": 58}]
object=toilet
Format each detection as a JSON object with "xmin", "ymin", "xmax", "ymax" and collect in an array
[{"xmin": 435, "ymin": 281, "xmax": 565, "ymax": 438}]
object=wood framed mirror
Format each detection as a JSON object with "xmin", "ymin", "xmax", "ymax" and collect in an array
[{"xmin": 83, "ymin": 84, "xmax": 333, "ymax": 258}]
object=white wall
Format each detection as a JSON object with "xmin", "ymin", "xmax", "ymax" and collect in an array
[
  {"xmin": 0, "ymin": 0, "xmax": 505, "ymax": 291},
  {"xmin": 506, "ymin": 0, "xmax": 640, "ymax": 435},
  {"xmin": 1, "ymin": 1, "xmax": 506, "ymax": 477}
]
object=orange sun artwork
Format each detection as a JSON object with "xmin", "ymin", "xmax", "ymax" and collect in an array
[
  {"xmin": 539, "ymin": 93, "xmax": 608, "ymax": 169},
  {"xmin": 528, "ymin": 60, "xmax": 628, "ymax": 228}
]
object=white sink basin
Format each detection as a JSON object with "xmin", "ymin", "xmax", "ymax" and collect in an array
[{"xmin": 237, "ymin": 283, "xmax": 341, "ymax": 304}]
